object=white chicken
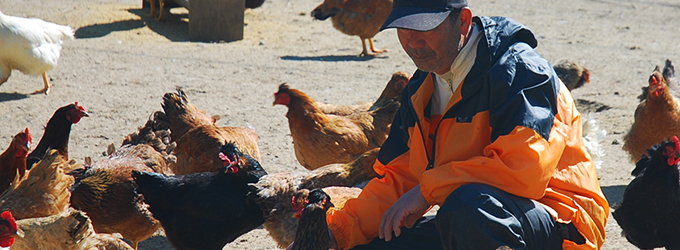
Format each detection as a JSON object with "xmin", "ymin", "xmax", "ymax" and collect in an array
[{"xmin": 0, "ymin": 10, "xmax": 74, "ymax": 94}]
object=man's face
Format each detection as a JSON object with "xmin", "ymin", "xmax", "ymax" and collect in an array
[{"xmin": 397, "ymin": 15, "xmax": 463, "ymax": 75}]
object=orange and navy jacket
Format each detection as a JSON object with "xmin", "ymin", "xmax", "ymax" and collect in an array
[{"xmin": 327, "ymin": 16, "xmax": 609, "ymax": 249}]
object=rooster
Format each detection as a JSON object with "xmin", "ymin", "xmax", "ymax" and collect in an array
[
  {"xmin": 613, "ymin": 136, "xmax": 680, "ymax": 249},
  {"xmin": 0, "ymin": 10, "xmax": 74, "ymax": 94},
  {"xmin": 623, "ymin": 60, "xmax": 680, "ymax": 162},
  {"xmin": 132, "ymin": 142, "xmax": 267, "ymax": 250},
  {"xmin": 311, "ymin": 0, "xmax": 393, "ymax": 57},
  {"xmin": 316, "ymin": 71, "xmax": 409, "ymax": 116},
  {"xmin": 26, "ymin": 102, "xmax": 89, "ymax": 169},
  {"xmin": 69, "ymin": 114, "xmax": 175, "ymax": 250},
  {"xmin": 8, "ymin": 208, "xmax": 134, "ymax": 250},
  {"xmin": 0, "ymin": 128, "xmax": 31, "ymax": 195},
  {"xmin": 157, "ymin": 88, "xmax": 262, "ymax": 175},
  {"xmin": 0, "ymin": 149, "xmax": 74, "ymax": 220},
  {"xmin": 250, "ymin": 149, "xmax": 377, "ymax": 248},
  {"xmin": 553, "ymin": 59, "xmax": 590, "ymax": 91},
  {"xmin": 274, "ymin": 83, "xmax": 399, "ymax": 170}
]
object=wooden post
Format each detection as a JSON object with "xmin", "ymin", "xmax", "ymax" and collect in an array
[{"xmin": 189, "ymin": 0, "xmax": 245, "ymax": 42}]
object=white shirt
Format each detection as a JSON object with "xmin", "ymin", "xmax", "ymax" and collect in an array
[{"xmin": 431, "ymin": 23, "xmax": 482, "ymax": 115}]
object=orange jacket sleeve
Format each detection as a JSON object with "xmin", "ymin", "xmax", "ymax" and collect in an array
[
  {"xmin": 420, "ymin": 125, "xmax": 565, "ymax": 205},
  {"xmin": 327, "ymin": 153, "xmax": 419, "ymax": 249}
]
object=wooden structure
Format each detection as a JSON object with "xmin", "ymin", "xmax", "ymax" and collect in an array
[{"xmin": 143, "ymin": 0, "xmax": 245, "ymax": 42}]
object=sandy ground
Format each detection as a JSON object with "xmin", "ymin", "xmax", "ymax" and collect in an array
[{"xmin": 0, "ymin": 0, "xmax": 679, "ymax": 249}]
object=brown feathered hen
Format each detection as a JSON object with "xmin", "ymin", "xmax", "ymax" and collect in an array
[
  {"xmin": 311, "ymin": 0, "xmax": 393, "ymax": 57},
  {"xmin": 69, "ymin": 115, "xmax": 174, "ymax": 250},
  {"xmin": 553, "ymin": 59, "xmax": 591, "ymax": 91},
  {"xmin": 0, "ymin": 149, "xmax": 74, "ymax": 220},
  {"xmin": 9, "ymin": 208, "xmax": 134, "ymax": 250},
  {"xmin": 0, "ymin": 128, "xmax": 31, "ymax": 195},
  {"xmin": 316, "ymin": 71, "xmax": 409, "ymax": 116},
  {"xmin": 274, "ymin": 83, "xmax": 399, "ymax": 170},
  {"xmin": 157, "ymin": 88, "xmax": 262, "ymax": 175},
  {"xmin": 623, "ymin": 60, "xmax": 680, "ymax": 162},
  {"xmin": 250, "ymin": 149, "xmax": 378, "ymax": 248}
]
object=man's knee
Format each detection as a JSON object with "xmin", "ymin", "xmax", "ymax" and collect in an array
[{"xmin": 438, "ymin": 183, "xmax": 505, "ymax": 216}]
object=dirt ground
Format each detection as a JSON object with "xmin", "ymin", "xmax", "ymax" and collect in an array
[{"xmin": 1, "ymin": 0, "xmax": 679, "ymax": 249}]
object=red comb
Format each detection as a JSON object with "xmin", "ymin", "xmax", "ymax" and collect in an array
[
  {"xmin": 672, "ymin": 136, "xmax": 679, "ymax": 151},
  {"xmin": 1, "ymin": 211, "xmax": 17, "ymax": 229}
]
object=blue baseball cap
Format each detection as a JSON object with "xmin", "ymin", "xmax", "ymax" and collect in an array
[{"xmin": 380, "ymin": 0, "xmax": 468, "ymax": 31}]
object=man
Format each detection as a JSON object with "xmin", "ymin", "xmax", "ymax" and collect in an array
[{"xmin": 293, "ymin": 0, "xmax": 609, "ymax": 249}]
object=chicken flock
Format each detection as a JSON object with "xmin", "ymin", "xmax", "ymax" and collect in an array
[
  {"xmin": 0, "ymin": 69, "xmax": 402, "ymax": 250},
  {"xmin": 0, "ymin": 2, "xmax": 678, "ymax": 250}
]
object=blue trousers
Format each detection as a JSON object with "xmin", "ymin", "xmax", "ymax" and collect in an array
[{"xmin": 351, "ymin": 184, "xmax": 583, "ymax": 250}]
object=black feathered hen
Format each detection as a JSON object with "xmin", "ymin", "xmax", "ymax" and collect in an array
[
  {"xmin": 613, "ymin": 136, "xmax": 680, "ymax": 249},
  {"xmin": 132, "ymin": 143, "xmax": 267, "ymax": 250}
]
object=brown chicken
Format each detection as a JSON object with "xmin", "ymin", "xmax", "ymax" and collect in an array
[
  {"xmin": 553, "ymin": 59, "xmax": 591, "ymax": 91},
  {"xmin": 311, "ymin": 0, "xmax": 393, "ymax": 57},
  {"xmin": 274, "ymin": 83, "xmax": 399, "ymax": 170},
  {"xmin": 250, "ymin": 149, "xmax": 378, "ymax": 248},
  {"xmin": 316, "ymin": 71, "xmax": 409, "ymax": 116},
  {"xmin": 157, "ymin": 88, "xmax": 261, "ymax": 175},
  {"xmin": 69, "ymin": 115, "xmax": 174, "ymax": 250},
  {"xmin": 623, "ymin": 60, "xmax": 680, "ymax": 162},
  {"xmin": 0, "ymin": 128, "xmax": 31, "ymax": 195},
  {"xmin": 0, "ymin": 149, "xmax": 74, "ymax": 220},
  {"xmin": 9, "ymin": 208, "xmax": 134, "ymax": 250},
  {"xmin": 289, "ymin": 188, "xmax": 334, "ymax": 250},
  {"xmin": 26, "ymin": 102, "xmax": 89, "ymax": 169}
]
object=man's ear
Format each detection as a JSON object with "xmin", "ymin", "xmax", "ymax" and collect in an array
[{"xmin": 458, "ymin": 7, "xmax": 473, "ymax": 36}]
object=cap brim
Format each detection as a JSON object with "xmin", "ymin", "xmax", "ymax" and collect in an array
[{"xmin": 380, "ymin": 7, "xmax": 452, "ymax": 32}]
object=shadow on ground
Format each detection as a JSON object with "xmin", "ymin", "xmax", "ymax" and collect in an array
[
  {"xmin": 0, "ymin": 92, "xmax": 29, "ymax": 103},
  {"xmin": 74, "ymin": 7, "xmax": 190, "ymax": 42},
  {"xmin": 281, "ymin": 55, "xmax": 388, "ymax": 62},
  {"xmin": 601, "ymin": 185, "xmax": 627, "ymax": 207}
]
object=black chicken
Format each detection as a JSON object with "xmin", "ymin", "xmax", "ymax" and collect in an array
[
  {"xmin": 613, "ymin": 136, "xmax": 680, "ymax": 249},
  {"xmin": 290, "ymin": 188, "xmax": 333, "ymax": 250},
  {"xmin": 26, "ymin": 102, "xmax": 89, "ymax": 169},
  {"xmin": 132, "ymin": 143, "xmax": 268, "ymax": 250}
]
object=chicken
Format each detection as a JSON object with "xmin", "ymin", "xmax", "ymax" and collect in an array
[
  {"xmin": 0, "ymin": 128, "xmax": 31, "ymax": 195},
  {"xmin": 250, "ymin": 149, "xmax": 377, "ymax": 248},
  {"xmin": 69, "ymin": 115, "xmax": 175, "ymax": 250},
  {"xmin": 274, "ymin": 83, "xmax": 399, "ymax": 170},
  {"xmin": 0, "ymin": 149, "xmax": 74, "ymax": 220},
  {"xmin": 289, "ymin": 188, "xmax": 333, "ymax": 250},
  {"xmin": 311, "ymin": 0, "xmax": 393, "ymax": 57},
  {"xmin": 7, "ymin": 208, "xmax": 134, "ymax": 250},
  {"xmin": 623, "ymin": 61, "xmax": 680, "ymax": 162},
  {"xmin": 0, "ymin": 11, "xmax": 74, "ymax": 95},
  {"xmin": 26, "ymin": 102, "xmax": 89, "ymax": 169},
  {"xmin": 131, "ymin": 142, "xmax": 268, "ymax": 250},
  {"xmin": 0, "ymin": 211, "xmax": 22, "ymax": 249},
  {"xmin": 553, "ymin": 59, "xmax": 590, "ymax": 91},
  {"xmin": 315, "ymin": 71, "xmax": 409, "ymax": 116},
  {"xmin": 156, "ymin": 88, "xmax": 262, "ymax": 175},
  {"xmin": 612, "ymin": 136, "xmax": 680, "ymax": 249}
]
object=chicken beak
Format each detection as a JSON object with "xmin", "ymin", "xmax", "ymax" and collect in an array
[
  {"xmin": 82, "ymin": 111, "xmax": 90, "ymax": 117},
  {"xmin": 14, "ymin": 227, "xmax": 24, "ymax": 238}
]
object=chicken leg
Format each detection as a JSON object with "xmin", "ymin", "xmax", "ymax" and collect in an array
[
  {"xmin": 31, "ymin": 72, "xmax": 51, "ymax": 95},
  {"xmin": 359, "ymin": 38, "xmax": 387, "ymax": 57}
]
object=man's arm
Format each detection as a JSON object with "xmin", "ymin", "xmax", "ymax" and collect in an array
[{"xmin": 326, "ymin": 152, "xmax": 419, "ymax": 249}]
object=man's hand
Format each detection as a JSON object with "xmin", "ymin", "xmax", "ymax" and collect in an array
[{"xmin": 379, "ymin": 184, "xmax": 430, "ymax": 241}]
